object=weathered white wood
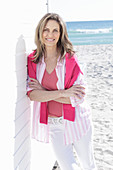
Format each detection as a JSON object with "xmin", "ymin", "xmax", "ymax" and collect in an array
[
  {"xmin": 14, "ymin": 35, "xmax": 31, "ymax": 170},
  {"xmin": 15, "ymin": 96, "xmax": 30, "ymax": 119},
  {"xmin": 15, "ymin": 68, "xmax": 27, "ymax": 85},
  {"xmin": 16, "ymin": 84, "xmax": 28, "ymax": 101},
  {"xmin": 15, "ymin": 35, "xmax": 27, "ymax": 71},
  {"xmin": 15, "ymin": 56, "xmax": 27, "ymax": 71},
  {"xmin": 16, "ymin": 82, "xmax": 27, "ymax": 93},
  {"xmin": 16, "ymin": 82, "xmax": 28, "ymax": 101},
  {"xmin": 14, "ymin": 138, "xmax": 31, "ymax": 170},
  {"xmin": 19, "ymin": 153, "xmax": 31, "ymax": 170},
  {"xmin": 14, "ymin": 108, "xmax": 31, "ymax": 138},
  {"xmin": 14, "ymin": 123, "xmax": 31, "ymax": 155}
]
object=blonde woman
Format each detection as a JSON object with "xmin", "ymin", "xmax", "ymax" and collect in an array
[{"xmin": 27, "ymin": 13, "xmax": 97, "ymax": 170}]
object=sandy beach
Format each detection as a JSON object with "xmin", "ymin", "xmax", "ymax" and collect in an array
[
  {"xmin": 53, "ymin": 44, "xmax": 113, "ymax": 170},
  {"xmin": 75, "ymin": 44, "xmax": 113, "ymax": 170}
]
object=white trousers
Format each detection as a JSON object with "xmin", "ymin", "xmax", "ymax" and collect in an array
[{"xmin": 31, "ymin": 117, "xmax": 97, "ymax": 170}]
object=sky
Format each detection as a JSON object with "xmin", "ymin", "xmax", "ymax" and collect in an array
[
  {"xmin": 49, "ymin": 0, "xmax": 113, "ymax": 21},
  {"xmin": 1, "ymin": 0, "xmax": 113, "ymax": 25}
]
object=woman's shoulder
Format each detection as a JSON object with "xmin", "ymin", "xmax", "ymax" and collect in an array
[
  {"xmin": 65, "ymin": 52, "xmax": 83, "ymax": 74},
  {"xmin": 65, "ymin": 52, "xmax": 78, "ymax": 63},
  {"xmin": 27, "ymin": 50, "xmax": 37, "ymax": 64},
  {"xmin": 28, "ymin": 50, "xmax": 36, "ymax": 59},
  {"xmin": 27, "ymin": 50, "xmax": 37, "ymax": 73}
]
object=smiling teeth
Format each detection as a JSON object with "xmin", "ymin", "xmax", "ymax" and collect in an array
[{"xmin": 46, "ymin": 39, "xmax": 54, "ymax": 41}]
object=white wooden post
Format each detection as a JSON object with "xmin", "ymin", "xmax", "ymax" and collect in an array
[
  {"xmin": 46, "ymin": 0, "xmax": 49, "ymax": 13},
  {"xmin": 14, "ymin": 35, "xmax": 31, "ymax": 170}
]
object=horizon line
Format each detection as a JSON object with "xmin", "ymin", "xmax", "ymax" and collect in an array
[{"xmin": 65, "ymin": 19, "xmax": 113, "ymax": 22}]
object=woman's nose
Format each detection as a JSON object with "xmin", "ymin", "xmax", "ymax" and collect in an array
[{"xmin": 48, "ymin": 31, "xmax": 53, "ymax": 37}]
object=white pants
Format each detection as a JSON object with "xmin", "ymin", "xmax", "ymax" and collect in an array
[{"xmin": 31, "ymin": 117, "xmax": 97, "ymax": 170}]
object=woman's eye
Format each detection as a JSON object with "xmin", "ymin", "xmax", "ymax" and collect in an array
[
  {"xmin": 53, "ymin": 29, "xmax": 58, "ymax": 32},
  {"xmin": 43, "ymin": 28, "xmax": 49, "ymax": 32}
]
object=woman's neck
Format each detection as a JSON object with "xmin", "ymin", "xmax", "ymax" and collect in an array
[{"xmin": 44, "ymin": 46, "xmax": 59, "ymax": 59}]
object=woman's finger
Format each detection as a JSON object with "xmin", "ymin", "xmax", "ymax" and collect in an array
[
  {"xmin": 30, "ymin": 78, "xmax": 36, "ymax": 81},
  {"xmin": 28, "ymin": 81, "xmax": 39, "ymax": 86},
  {"xmin": 74, "ymin": 94, "xmax": 83, "ymax": 99},
  {"xmin": 29, "ymin": 85, "xmax": 40, "ymax": 90},
  {"xmin": 73, "ymin": 85, "xmax": 85, "ymax": 89},
  {"xmin": 30, "ymin": 78, "xmax": 40, "ymax": 83},
  {"xmin": 29, "ymin": 83, "xmax": 44, "ymax": 90},
  {"xmin": 29, "ymin": 84, "xmax": 37, "ymax": 88},
  {"xmin": 71, "ymin": 86, "xmax": 85, "ymax": 94},
  {"xmin": 74, "ymin": 91, "xmax": 85, "ymax": 97},
  {"xmin": 74, "ymin": 89, "xmax": 85, "ymax": 95},
  {"xmin": 29, "ymin": 83, "xmax": 41, "ymax": 88}
]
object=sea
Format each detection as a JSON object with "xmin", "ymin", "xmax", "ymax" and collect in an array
[{"xmin": 66, "ymin": 20, "xmax": 113, "ymax": 45}]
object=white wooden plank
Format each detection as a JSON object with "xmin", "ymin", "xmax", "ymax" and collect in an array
[
  {"xmin": 14, "ymin": 119, "xmax": 30, "ymax": 140},
  {"xmin": 16, "ymin": 83, "xmax": 27, "ymax": 94},
  {"xmin": 14, "ymin": 131, "xmax": 31, "ymax": 157},
  {"xmin": 15, "ymin": 57, "xmax": 27, "ymax": 71},
  {"xmin": 14, "ymin": 150, "xmax": 31, "ymax": 170},
  {"xmin": 14, "ymin": 35, "xmax": 31, "ymax": 170},
  {"xmin": 14, "ymin": 108, "xmax": 31, "ymax": 138},
  {"xmin": 16, "ymin": 80, "xmax": 27, "ymax": 87},
  {"xmin": 25, "ymin": 162, "xmax": 31, "ymax": 170},
  {"xmin": 15, "ymin": 36, "xmax": 28, "ymax": 71},
  {"xmin": 19, "ymin": 152, "xmax": 31, "ymax": 170},
  {"xmin": 14, "ymin": 136, "xmax": 31, "ymax": 169},
  {"xmin": 16, "ymin": 87, "xmax": 27, "ymax": 101},
  {"xmin": 15, "ymin": 68, "xmax": 27, "ymax": 85},
  {"xmin": 14, "ymin": 120, "xmax": 30, "ymax": 142},
  {"xmin": 16, "ymin": 82, "xmax": 27, "ymax": 97},
  {"xmin": 15, "ymin": 105, "xmax": 30, "ymax": 121},
  {"xmin": 15, "ymin": 96, "xmax": 30, "ymax": 119}
]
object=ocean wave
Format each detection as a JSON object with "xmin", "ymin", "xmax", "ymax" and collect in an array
[{"xmin": 68, "ymin": 28, "xmax": 113, "ymax": 34}]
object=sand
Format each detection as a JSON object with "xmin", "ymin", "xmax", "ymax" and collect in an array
[
  {"xmin": 54, "ymin": 44, "xmax": 113, "ymax": 170},
  {"xmin": 74, "ymin": 44, "xmax": 113, "ymax": 170},
  {"xmin": 76, "ymin": 44, "xmax": 113, "ymax": 170}
]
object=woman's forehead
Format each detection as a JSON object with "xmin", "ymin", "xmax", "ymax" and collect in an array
[{"xmin": 44, "ymin": 19, "xmax": 60, "ymax": 28}]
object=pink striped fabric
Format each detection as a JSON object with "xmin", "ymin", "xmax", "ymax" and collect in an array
[{"xmin": 28, "ymin": 56, "xmax": 91, "ymax": 145}]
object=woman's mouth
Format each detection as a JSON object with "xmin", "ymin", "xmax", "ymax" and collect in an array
[{"xmin": 46, "ymin": 38, "xmax": 55, "ymax": 42}]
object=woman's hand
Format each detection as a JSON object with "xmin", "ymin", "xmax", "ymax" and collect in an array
[
  {"xmin": 62, "ymin": 85, "xmax": 85, "ymax": 100},
  {"xmin": 28, "ymin": 78, "xmax": 45, "ymax": 90}
]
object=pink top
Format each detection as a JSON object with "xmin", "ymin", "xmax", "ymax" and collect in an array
[{"xmin": 42, "ymin": 68, "xmax": 62, "ymax": 117}]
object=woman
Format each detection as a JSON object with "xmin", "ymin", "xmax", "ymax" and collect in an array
[{"xmin": 27, "ymin": 13, "xmax": 97, "ymax": 170}]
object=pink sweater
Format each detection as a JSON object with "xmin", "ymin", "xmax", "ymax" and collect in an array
[
  {"xmin": 27, "ymin": 52, "xmax": 82, "ymax": 124},
  {"xmin": 42, "ymin": 69, "xmax": 62, "ymax": 117}
]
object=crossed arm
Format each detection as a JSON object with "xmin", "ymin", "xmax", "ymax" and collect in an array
[{"xmin": 28, "ymin": 78, "xmax": 85, "ymax": 104}]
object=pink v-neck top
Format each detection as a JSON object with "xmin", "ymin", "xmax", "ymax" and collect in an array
[{"xmin": 42, "ymin": 68, "xmax": 62, "ymax": 117}]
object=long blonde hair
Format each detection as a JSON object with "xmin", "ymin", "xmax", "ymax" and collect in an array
[{"xmin": 33, "ymin": 13, "xmax": 75, "ymax": 63}]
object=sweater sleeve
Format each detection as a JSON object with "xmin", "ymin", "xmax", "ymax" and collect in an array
[
  {"xmin": 26, "ymin": 75, "xmax": 33, "ymax": 97},
  {"xmin": 26, "ymin": 52, "xmax": 36, "ymax": 97},
  {"xmin": 70, "ymin": 72, "xmax": 86, "ymax": 107}
]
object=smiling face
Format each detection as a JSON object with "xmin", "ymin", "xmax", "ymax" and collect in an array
[{"xmin": 42, "ymin": 19, "xmax": 60, "ymax": 48}]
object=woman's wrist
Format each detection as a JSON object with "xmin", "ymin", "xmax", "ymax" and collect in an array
[{"xmin": 59, "ymin": 89, "xmax": 66, "ymax": 98}]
